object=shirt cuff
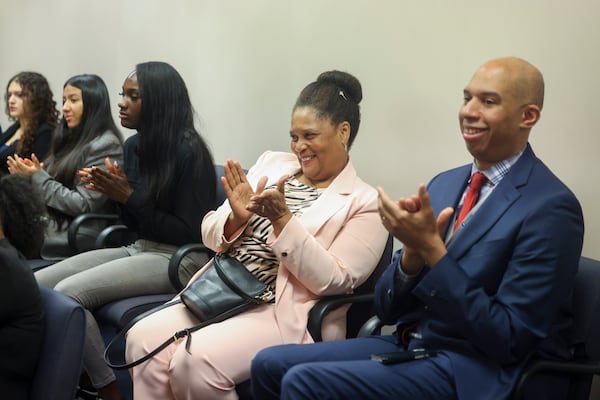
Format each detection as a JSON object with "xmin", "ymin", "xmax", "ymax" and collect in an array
[{"xmin": 396, "ymin": 257, "xmax": 420, "ymax": 283}]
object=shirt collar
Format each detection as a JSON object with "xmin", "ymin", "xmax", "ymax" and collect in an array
[{"xmin": 470, "ymin": 148, "xmax": 525, "ymax": 186}]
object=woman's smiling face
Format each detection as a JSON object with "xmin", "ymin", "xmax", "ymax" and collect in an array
[{"xmin": 290, "ymin": 106, "xmax": 349, "ymax": 188}]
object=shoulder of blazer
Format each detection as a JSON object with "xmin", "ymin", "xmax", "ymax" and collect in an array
[
  {"xmin": 0, "ymin": 122, "xmax": 19, "ymax": 144},
  {"xmin": 500, "ymin": 144, "xmax": 538, "ymax": 188},
  {"xmin": 328, "ymin": 158, "xmax": 364, "ymax": 195},
  {"xmin": 254, "ymin": 151, "xmax": 298, "ymax": 169},
  {"xmin": 87, "ymin": 130, "xmax": 123, "ymax": 150},
  {"xmin": 248, "ymin": 151, "xmax": 300, "ymax": 184},
  {"xmin": 35, "ymin": 122, "xmax": 55, "ymax": 134}
]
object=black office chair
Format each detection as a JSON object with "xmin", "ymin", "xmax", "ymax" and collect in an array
[
  {"xmin": 31, "ymin": 285, "xmax": 86, "ymax": 400},
  {"xmin": 235, "ymin": 234, "xmax": 394, "ymax": 399},
  {"xmin": 28, "ymin": 212, "xmax": 124, "ymax": 272},
  {"xmin": 353, "ymin": 256, "xmax": 600, "ymax": 400},
  {"xmin": 512, "ymin": 256, "xmax": 600, "ymax": 400},
  {"xmin": 306, "ymin": 234, "xmax": 394, "ymax": 341}
]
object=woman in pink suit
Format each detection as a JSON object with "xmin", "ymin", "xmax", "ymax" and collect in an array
[{"xmin": 125, "ymin": 70, "xmax": 388, "ymax": 399}]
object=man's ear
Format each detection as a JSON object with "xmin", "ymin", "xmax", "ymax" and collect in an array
[{"xmin": 520, "ymin": 104, "xmax": 541, "ymax": 129}]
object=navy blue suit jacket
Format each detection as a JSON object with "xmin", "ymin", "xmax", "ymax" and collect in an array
[{"xmin": 375, "ymin": 145, "xmax": 584, "ymax": 400}]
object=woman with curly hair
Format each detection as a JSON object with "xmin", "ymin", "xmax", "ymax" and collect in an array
[
  {"xmin": 0, "ymin": 71, "xmax": 60, "ymax": 174},
  {"xmin": 7, "ymin": 74, "xmax": 123, "ymax": 259},
  {"xmin": 0, "ymin": 173, "xmax": 48, "ymax": 399}
]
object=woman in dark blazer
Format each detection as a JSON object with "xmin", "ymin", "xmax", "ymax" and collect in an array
[{"xmin": 1, "ymin": 71, "xmax": 59, "ymax": 174}]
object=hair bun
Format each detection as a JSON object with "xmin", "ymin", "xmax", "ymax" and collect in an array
[{"xmin": 316, "ymin": 70, "xmax": 362, "ymax": 104}]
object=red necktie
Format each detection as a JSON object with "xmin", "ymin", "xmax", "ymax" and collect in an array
[{"xmin": 454, "ymin": 172, "xmax": 487, "ymax": 231}]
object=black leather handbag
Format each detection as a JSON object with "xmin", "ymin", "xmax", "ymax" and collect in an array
[
  {"xmin": 181, "ymin": 255, "xmax": 274, "ymax": 321},
  {"xmin": 104, "ymin": 255, "xmax": 274, "ymax": 369}
]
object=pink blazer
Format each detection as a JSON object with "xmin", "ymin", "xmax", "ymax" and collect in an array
[{"xmin": 200, "ymin": 151, "xmax": 388, "ymax": 344}]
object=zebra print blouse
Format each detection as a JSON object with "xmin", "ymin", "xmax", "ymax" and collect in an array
[{"xmin": 226, "ymin": 177, "xmax": 323, "ymax": 291}]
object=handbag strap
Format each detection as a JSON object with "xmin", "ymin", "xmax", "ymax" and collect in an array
[
  {"xmin": 104, "ymin": 298, "xmax": 224, "ymax": 370},
  {"xmin": 104, "ymin": 295, "xmax": 262, "ymax": 369},
  {"xmin": 104, "ymin": 299, "xmax": 183, "ymax": 369},
  {"xmin": 104, "ymin": 256, "xmax": 272, "ymax": 370}
]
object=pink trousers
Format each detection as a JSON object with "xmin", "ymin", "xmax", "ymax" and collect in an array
[{"xmin": 126, "ymin": 301, "xmax": 283, "ymax": 400}]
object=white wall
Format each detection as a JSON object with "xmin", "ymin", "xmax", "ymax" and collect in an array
[{"xmin": 1, "ymin": 0, "xmax": 599, "ymax": 258}]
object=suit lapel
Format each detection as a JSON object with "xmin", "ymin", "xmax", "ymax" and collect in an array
[
  {"xmin": 447, "ymin": 145, "xmax": 536, "ymax": 259},
  {"xmin": 448, "ymin": 185, "xmax": 520, "ymax": 259},
  {"xmin": 430, "ymin": 165, "xmax": 471, "ymax": 239},
  {"xmin": 298, "ymin": 189, "xmax": 353, "ymax": 238}
]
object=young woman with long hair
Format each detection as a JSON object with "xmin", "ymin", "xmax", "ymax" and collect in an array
[
  {"xmin": 7, "ymin": 74, "xmax": 123, "ymax": 259},
  {"xmin": 35, "ymin": 62, "xmax": 217, "ymax": 400}
]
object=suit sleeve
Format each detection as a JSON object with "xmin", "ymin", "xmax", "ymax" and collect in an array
[
  {"xmin": 414, "ymin": 191, "xmax": 583, "ymax": 364},
  {"xmin": 373, "ymin": 172, "xmax": 451, "ymax": 326},
  {"xmin": 374, "ymin": 250, "xmax": 428, "ymax": 324}
]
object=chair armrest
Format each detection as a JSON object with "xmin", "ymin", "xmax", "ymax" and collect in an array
[
  {"xmin": 68, "ymin": 213, "xmax": 120, "ymax": 253},
  {"xmin": 307, "ymin": 293, "xmax": 374, "ymax": 342},
  {"xmin": 357, "ymin": 315, "xmax": 385, "ymax": 337},
  {"xmin": 513, "ymin": 359, "xmax": 600, "ymax": 399},
  {"xmin": 167, "ymin": 243, "xmax": 215, "ymax": 291},
  {"xmin": 94, "ymin": 224, "xmax": 137, "ymax": 249}
]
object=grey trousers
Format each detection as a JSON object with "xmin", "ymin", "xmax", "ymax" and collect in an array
[{"xmin": 35, "ymin": 239, "xmax": 209, "ymax": 389}]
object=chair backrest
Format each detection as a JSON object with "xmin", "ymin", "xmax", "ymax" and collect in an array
[
  {"xmin": 346, "ymin": 234, "xmax": 394, "ymax": 337},
  {"xmin": 31, "ymin": 286, "xmax": 86, "ymax": 400},
  {"xmin": 571, "ymin": 256, "xmax": 600, "ymax": 360},
  {"xmin": 511, "ymin": 256, "xmax": 600, "ymax": 400},
  {"xmin": 355, "ymin": 235, "xmax": 394, "ymax": 296}
]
